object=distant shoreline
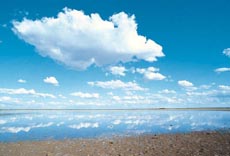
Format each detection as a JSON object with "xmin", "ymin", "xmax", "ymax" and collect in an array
[{"xmin": 1, "ymin": 107, "xmax": 230, "ymax": 111}]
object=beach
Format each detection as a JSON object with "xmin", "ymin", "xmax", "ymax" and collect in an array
[{"xmin": 1, "ymin": 131, "xmax": 230, "ymax": 156}]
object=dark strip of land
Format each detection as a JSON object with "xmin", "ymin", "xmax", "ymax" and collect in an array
[{"xmin": 0, "ymin": 131, "xmax": 230, "ymax": 156}]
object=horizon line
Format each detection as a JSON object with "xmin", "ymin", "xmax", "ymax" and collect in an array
[{"xmin": 1, "ymin": 107, "xmax": 230, "ymax": 111}]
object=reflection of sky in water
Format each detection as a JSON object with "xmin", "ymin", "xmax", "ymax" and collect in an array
[{"xmin": 0, "ymin": 110, "xmax": 230, "ymax": 142}]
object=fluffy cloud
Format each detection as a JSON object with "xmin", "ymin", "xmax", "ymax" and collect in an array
[
  {"xmin": 144, "ymin": 72, "xmax": 165, "ymax": 80},
  {"xmin": 214, "ymin": 67, "xmax": 230, "ymax": 73},
  {"xmin": 136, "ymin": 67, "xmax": 166, "ymax": 80},
  {"xmin": 178, "ymin": 80, "xmax": 194, "ymax": 87},
  {"xmin": 43, "ymin": 76, "xmax": 59, "ymax": 86},
  {"xmin": 109, "ymin": 66, "xmax": 126, "ymax": 76},
  {"xmin": 69, "ymin": 122, "xmax": 99, "ymax": 129},
  {"xmin": 223, "ymin": 48, "xmax": 230, "ymax": 57},
  {"xmin": 12, "ymin": 8, "xmax": 164, "ymax": 70},
  {"xmin": 0, "ymin": 88, "xmax": 56, "ymax": 98},
  {"xmin": 88, "ymin": 80, "xmax": 146, "ymax": 91},
  {"xmin": 70, "ymin": 92, "xmax": 99, "ymax": 98}
]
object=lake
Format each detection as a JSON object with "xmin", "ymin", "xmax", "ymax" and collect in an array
[{"xmin": 0, "ymin": 110, "xmax": 230, "ymax": 142}]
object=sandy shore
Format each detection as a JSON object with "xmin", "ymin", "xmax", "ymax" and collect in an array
[{"xmin": 0, "ymin": 131, "xmax": 230, "ymax": 156}]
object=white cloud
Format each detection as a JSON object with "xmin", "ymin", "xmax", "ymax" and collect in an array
[
  {"xmin": 0, "ymin": 96, "xmax": 20, "ymax": 103},
  {"xmin": 0, "ymin": 88, "xmax": 35, "ymax": 94},
  {"xmin": 214, "ymin": 49, "xmax": 230, "ymax": 74},
  {"xmin": 186, "ymin": 88, "xmax": 230, "ymax": 103},
  {"xmin": 35, "ymin": 92, "xmax": 56, "ymax": 98},
  {"xmin": 223, "ymin": 48, "xmax": 230, "ymax": 57},
  {"xmin": 219, "ymin": 85, "xmax": 230, "ymax": 90},
  {"xmin": 58, "ymin": 94, "xmax": 66, "ymax": 99},
  {"xmin": 69, "ymin": 122, "xmax": 99, "ymax": 129},
  {"xmin": 199, "ymin": 85, "xmax": 212, "ymax": 89},
  {"xmin": 159, "ymin": 89, "xmax": 176, "ymax": 94},
  {"xmin": 136, "ymin": 66, "xmax": 159, "ymax": 74},
  {"xmin": 12, "ymin": 8, "xmax": 164, "ymax": 70},
  {"xmin": 112, "ymin": 95, "xmax": 145, "ymax": 102},
  {"xmin": 88, "ymin": 80, "xmax": 146, "ymax": 91},
  {"xmin": 123, "ymin": 95, "xmax": 144, "ymax": 100},
  {"xmin": 136, "ymin": 67, "xmax": 166, "ymax": 80},
  {"xmin": 149, "ymin": 93, "xmax": 183, "ymax": 104},
  {"xmin": 43, "ymin": 76, "xmax": 59, "ymax": 86},
  {"xmin": 18, "ymin": 79, "xmax": 26, "ymax": 83},
  {"xmin": 0, "ymin": 88, "xmax": 56, "ymax": 98},
  {"xmin": 178, "ymin": 80, "xmax": 194, "ymax": 87},
  {"xmin": 144, "ymin": 72, "xmax": 166, "ymax": 80},
  {"xmin": 214, "ymin": 67, "xmax": 230, "ymax": 73},
  {"xmin": 112, "ymin": 96, "xmax": 121, "ymax": 101},
  {"xmin": 107, "ymin": 92, "xmax": 113, "ymax": 96},
  {"xmin": 109, "ymin": 66, "xmax": 126, "ymax": 76},
  {"xmin": 0, "ymin": 96, "xmax": 12, "ymax": 101},
  {"xmin": 70, "ymin": 92, "xmax": 99, "ymax": 98}
]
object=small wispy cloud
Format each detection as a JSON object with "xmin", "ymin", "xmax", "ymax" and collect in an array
[
  {"xmin": 214, "ymin": 67, "xmax": 230, "ymax": 73},
  {"xmin": 223, "ymin": 48, "xmax": 230, "ymax": 57},
  {"xmin": 159, "ymin": 89, "xmax": 176, "ymax": 94},
  {"xmin": 178, "ymin": 80, "xmax": 197, "ymax": 91},
  {"xmin": 0, "ymin": 88, "xmax": 56, "ymax": 98},
  {"xmin": 18, "ymin": 79, "xmax": 26, "ymax": 83},
  {"xmin": 0, "ymin": 96, "xmax": 20, "ymax": 103},
  {"xmin": 70, "ymin": 92, "xmax": 99, "ymax": 98},
  {"xmin": 178, "ymin": 80, "xmax": 193, "ymax": 87},
  {"xmin": 43, "ymin": 76, "xmax": 59, "ymax": 86},
  {"xmin": 219, "ymin": 85, "xmax": 230, "ymax": 90},
  {"xmin": 88, "ymin": 80, "xmax": 147, "ymax": 91}
]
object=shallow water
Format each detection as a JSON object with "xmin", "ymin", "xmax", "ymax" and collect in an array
[{"xmin": 0, "ymin": 110, "xmax": 230, "ymax": 142}]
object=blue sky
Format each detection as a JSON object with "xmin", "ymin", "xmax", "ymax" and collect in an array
[{"xmin": 0, "ymin": 0, "xmax": 230, "ymax": 109}]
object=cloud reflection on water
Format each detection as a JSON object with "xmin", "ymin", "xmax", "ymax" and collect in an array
[{"xmin": 0, "ymin": 110, "xmax": 229, "ymax": 142}]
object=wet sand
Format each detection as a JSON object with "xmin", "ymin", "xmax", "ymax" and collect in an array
[{"xmin": 0, "ymin": 131, "xmax": 230, "ymax": 156}]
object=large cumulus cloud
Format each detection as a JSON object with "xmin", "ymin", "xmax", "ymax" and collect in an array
[{"xmin": 12, "ymin": 8, "xmax": 164, "ymax": 70}]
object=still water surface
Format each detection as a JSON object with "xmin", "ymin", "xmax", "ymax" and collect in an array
[{"xmin": 0, "ymin": 110, "xmax": 230, "ymax": 142}]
